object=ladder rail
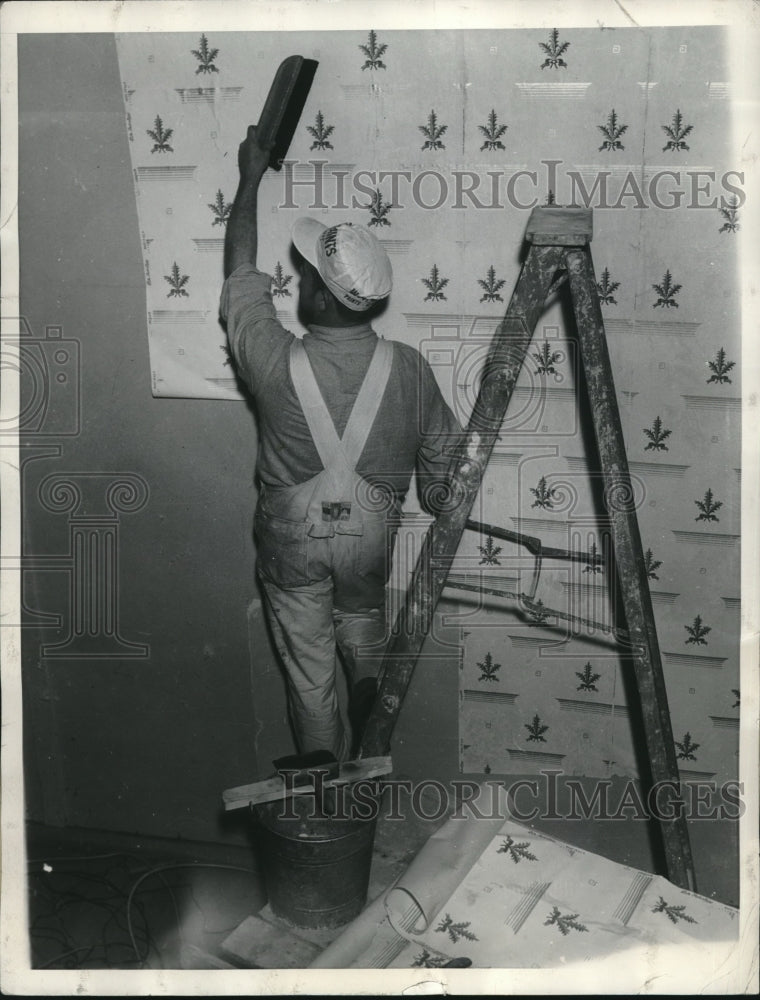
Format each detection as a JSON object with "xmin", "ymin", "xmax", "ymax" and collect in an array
[{"xmin": 564, "ymin": 245, "xmax": 697, "ymax": 891}]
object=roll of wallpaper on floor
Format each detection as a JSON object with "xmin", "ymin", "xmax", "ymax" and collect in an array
[{"xmin": 256, "ymin": 55, "xmax": 319, "ymax": 170}]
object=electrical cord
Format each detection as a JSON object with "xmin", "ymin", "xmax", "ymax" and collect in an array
[
  {"xmin": 27, "ymin": 851, "xmax": 258, "ymax": 969},
  {"xmin": 36, "ymin": 945, "xmax": 96, "ymax": 970},
  {"xmin": 125, "ymin": 862, "xmax": 258, "ymax": 967},
  {"xmin": 28, "ymin": 864, "xmax": 156, "ymax": 969}
]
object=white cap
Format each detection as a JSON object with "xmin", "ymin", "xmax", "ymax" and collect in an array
[{"xmin": 292, "ymin": 218, "xmax": 393, "ymax": 312}]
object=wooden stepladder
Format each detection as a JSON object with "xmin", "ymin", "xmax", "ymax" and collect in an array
[{"xmin": 359, "ymin": 206, "xmax": 697, "ymax": 893}]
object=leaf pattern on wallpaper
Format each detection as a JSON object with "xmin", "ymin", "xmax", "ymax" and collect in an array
[
  {"xmin": 191, "ymin": 34, "xmax": 219, "ymax": 74},
  {"xmin": 662, "ymin": 109, "xmax": 693, "ymax": 152},
  {"xmin": 271, "ymin": 262, "xmax": 293, "ymax": 297},
  {"xmin": 422, "ymin": 264, "xmax": 449, "ymax": 301},
  {"xmin": 644, "ymin": 548, "xmax": 662, "ymax": 580},
  {"xmin": 652, "ymin": 269, "xmax": 681, "ymax": 308},
  {"xmin": 477, "ymin": 652, "xmax": 501, "ymax": 682},
  {"xmin": 498, "ymin": 835, "xmax": 538, "ymax": 863},
  {"xmin": 576, "ymin": 662, "xmax": 601, "ymax": 692},
  {"xmin": 164, "ymin": 262, "xmax": 189, "ymax": 297},
  {"xmin": 479, "ymin": 109, "xmax": 508, "ymax": 150},
  {"xmin": 597, "ymin": 267, "xmax": 620, "ymax": 304},
  {"xmin": 684, "ymin": 614, "xmax": 711, "ymax": 645},
  {"xmin": 360, "ymin": 29, "xmax": 387, "ymax": 71},
  {"xmin": 478, "ymin": 533, "xmax": 502, "ymax": 565},
  {"xmin": 307, "ymin": 111, "xmax": 334, "ymax": 151},
  {"xmin": 525, "ymin": 713, "xmax": 549, "ymax": 742},
  {"xmin": 706, "ymin": 348, "xmax": 735, "ymax": 384},
  {"xmin": 643, "ymin": 416, "xmax": 671, "ymax": 451},
  {"xmin": 652, "ymin": 896, "xmax": 698, "ymax": 924},
  {"xmin": 718, "ymin": 196, "xmax": 740, "ymax": 233},
  {"xmin": 147, "ymin": 115, "xmax": 174, "ymax": 153},
  {"xmin": 539, "ymin": 28, "xmax": 570, "ymax": 69},
  {"xmin": 419, "ymin": 110, "xmax": 448, "ymax": 151},
  {"xmin": 366, "ymin": 188, "xmax": 392, "ymax": 227},
  {"xmin": 436, "ymin": 913, "xmax": 478, "ymax": 943},
  {"xmin": 532, "ymin": 342, "xmax": 562, "ymax": 375},
  {"xmin": 530, "ymin": 475, "xmax": 557, "ymax": 509},
  {"xmin": 675, "ymin": 732, "xmax": 701, "ymax": 760},
  {"xmin": 478, "ymin": 265, "xmax": 505, "ymax": 302},
  {"xmin": 544, "ymin": 906, "xmax": 588, "ymax": 935},
  {"xmin": 694, "ymin": 489, "xmax": 722, "ymax": 522},
  {"xmin": 598, "ymin": 109, "xmax": 628, "ymax": 151},
  {"xmin": 208, "ymin": 189, "xmax": 231, "ymax": 227}
]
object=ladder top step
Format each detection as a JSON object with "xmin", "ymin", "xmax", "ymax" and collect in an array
[{"xmin": 526, "ymin": 206, "xmax": 593, "ymax": 245}]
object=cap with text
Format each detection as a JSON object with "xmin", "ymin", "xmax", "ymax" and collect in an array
[{"xmin": 292, "ymin": 218, "xmax": 393, "ymax": 311}]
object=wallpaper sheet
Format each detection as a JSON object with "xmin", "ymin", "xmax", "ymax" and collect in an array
[
  {"xmin": 116, "ymin": 28, "xmax": 741, "ymax": 784},
  {"xmin": 314, "ymin": 809, "xmax": 738, "ymax": 970}
]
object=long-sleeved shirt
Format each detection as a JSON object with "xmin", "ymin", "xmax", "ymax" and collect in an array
[{"xmin": 219, "ymin": 264, "xmax": 462, "ymax": 511}]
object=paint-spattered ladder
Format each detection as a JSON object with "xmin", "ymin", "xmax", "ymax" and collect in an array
[{"xmin": 358, "ymin": 206, "xmax": 697, "ymax": 893}]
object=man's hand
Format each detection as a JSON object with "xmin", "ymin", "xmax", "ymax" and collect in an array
[{"xmin": 238, "ymin": 125, "xmax": 274, "ymax": 186}]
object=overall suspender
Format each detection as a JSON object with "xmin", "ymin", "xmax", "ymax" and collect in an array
[{"xmin": 289, "ymin": 337, "xmax": 393, "ymax": 477}]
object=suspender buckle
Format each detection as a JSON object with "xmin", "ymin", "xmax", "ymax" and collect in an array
[{"xmin": 322, "ymin": 501, "xmax": 352, "ymax": 523}]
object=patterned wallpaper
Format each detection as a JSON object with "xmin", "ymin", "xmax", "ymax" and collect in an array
[{"xmin": 116, "ymin": 26, "xmax": 741, "ymax": 784}]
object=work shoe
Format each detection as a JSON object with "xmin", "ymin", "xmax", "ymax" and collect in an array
[{"xmin": 348, "ymin": 677, "xmax": 378, "ymax": 756}]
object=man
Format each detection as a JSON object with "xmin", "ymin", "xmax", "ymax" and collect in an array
[{"xmin": 220, "ymin": 126, "xmax": 461, "ymax": 761}]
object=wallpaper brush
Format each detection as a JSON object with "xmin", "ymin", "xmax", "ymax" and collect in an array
[{"xmin": 256, "ymin": 55, "xmax": 319, "ymax": 171}]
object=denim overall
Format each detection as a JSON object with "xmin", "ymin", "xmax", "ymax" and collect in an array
[{"xmin": 255, "ymin": 337, "xmax": 395, "ymax": 759}]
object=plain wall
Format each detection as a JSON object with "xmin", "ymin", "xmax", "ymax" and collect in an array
[{"xmin": 19, "ymin": 32, "xmax": 264, "ymax": 843}]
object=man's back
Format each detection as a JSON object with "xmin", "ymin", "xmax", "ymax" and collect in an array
[{"xmin": 220, "ymin": 263, "xmax": 460, "ymax": 505}]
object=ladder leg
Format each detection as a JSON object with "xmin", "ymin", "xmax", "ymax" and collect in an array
[
  {"xmin": 564, "ymin": 245, "xmax": 697, "ymax": 892},
  {"xmin": 359, "ymin": 244, "xmax": 566, "ymax": 760}
]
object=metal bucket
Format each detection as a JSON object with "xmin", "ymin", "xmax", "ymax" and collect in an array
[{"xmin": 252, "ymin": 787, "xmax": 378, "ymax": 929}]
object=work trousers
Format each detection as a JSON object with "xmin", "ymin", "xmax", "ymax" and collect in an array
[{"xmin": 256, "ymin": 511, "xmax": 395, "ymax": 761}]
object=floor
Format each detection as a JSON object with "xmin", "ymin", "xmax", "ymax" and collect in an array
[
  {"xmin": 26, "ymin": 834, "xmax": 264, "ymax": 970},
  {"xmin": 25, "ymin": 779, "xmax": 739, "ymax": 970},
  {"xmin": 25, "ymin": 795, "xmax": 446, "ymax": 971}
]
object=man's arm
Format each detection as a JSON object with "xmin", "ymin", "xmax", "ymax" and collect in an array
[
  {"xmin": 219, "ymin": 125, "xmax": 293, "ymax": 395},
  {"xmin": 224, "ymin": 125, "xmax": 274, "ymax": 279}
]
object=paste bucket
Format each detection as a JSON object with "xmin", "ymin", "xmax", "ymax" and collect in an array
[{"xmin": 252, "ymin": 786, "xmax": 378, "ymax": 929}]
